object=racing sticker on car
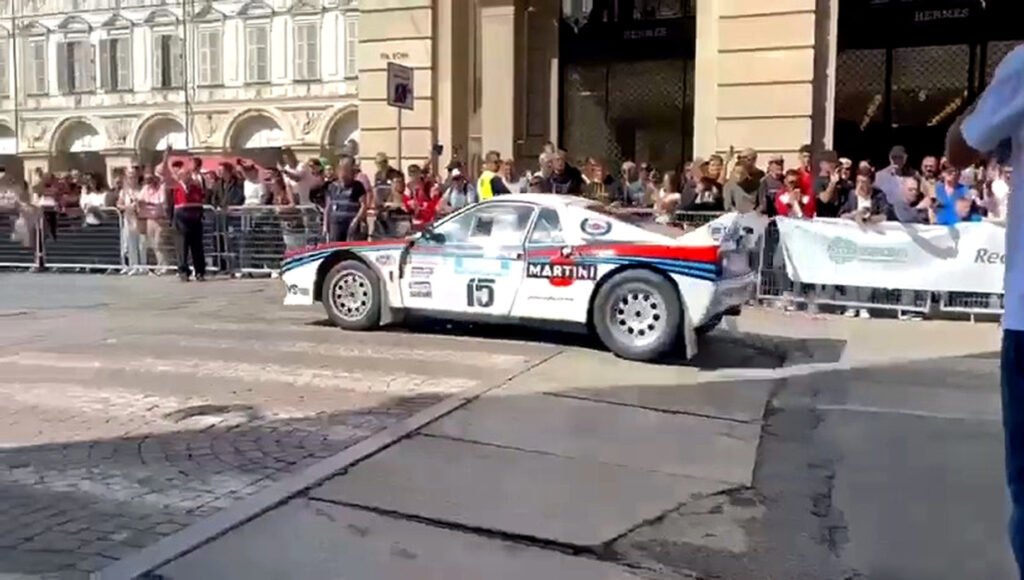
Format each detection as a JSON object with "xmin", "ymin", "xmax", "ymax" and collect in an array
[
  {"xmin": 409, "ymin": 281, "xmax": 432, "ymax": 298},
  {"xmin": 374, "ymin": 254, "xmax": 396, "ymax": 267},
  {"xmin": 410, "ymin": 266, "xmax": 434, "ymax": 279},
  {"xmin": 453, "ymin": 256, "xmax": 511, "ymax": 277},
  {"xmin": 466, "ymin": 278, "xmax": 495, "ymax": 308},
  {"xmin": 579, "ymin": 218, "xmax": 612, "ymax": 237},
  {"xmin": 526, "ymin": 260, "xmax": 598, "ymax": 287}
]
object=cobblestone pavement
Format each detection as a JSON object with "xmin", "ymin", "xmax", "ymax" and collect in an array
[{"xmin": 0, "ymin": 274, "xmax": 558, "ymax": 578}]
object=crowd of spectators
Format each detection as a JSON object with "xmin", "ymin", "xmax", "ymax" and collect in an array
[{"xmin": 1, "ymin": 138, "xmax": 1011, "ymax": 288}]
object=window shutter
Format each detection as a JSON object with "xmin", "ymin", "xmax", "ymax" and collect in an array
[
  {"xmin": 87, "ymin": 43, "xmax": 96, "ymax": 90},
  {"xmin": 98, "ymin": 38, "xmax": 111, "ymax": 90},
  {"xmin": 152, "ymin": 34, "xmax": 163, "ymax": 88},
  {"xmin": 210, "ymin": 32, "xmax": 221, "ymax": 84},
  {"xmin": 56, "ymin": 41, "xmax": 68, "ymax": 94},
  {"xmin": 169, "ymin": 35, "xmax": 183, "ymax": 87},
  {"xmin": 117, "ymin": 39, "xmax": 131, "ymax": 90}
]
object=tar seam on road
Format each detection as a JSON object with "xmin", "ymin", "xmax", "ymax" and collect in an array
[
  {"xmin": 543, "ymin": 391, "xmax": 757, "ymax": 425},
  {"xmin": 93, "ymin": 350, "xmax": 565, "ymax": 580}
]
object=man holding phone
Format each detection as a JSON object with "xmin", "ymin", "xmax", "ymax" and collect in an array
[{"xmin": 947, "ymin": 44, "xmax": 1024, "ymax": 577}]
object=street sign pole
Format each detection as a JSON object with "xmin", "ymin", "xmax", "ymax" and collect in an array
[{"xmin": 386, "ymin": 61, "xmax": 415, "ymax": 175}]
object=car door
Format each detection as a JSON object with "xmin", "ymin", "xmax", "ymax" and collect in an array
[
  {"xmin": 511, "ymin": 206, "xmax": 595, "ymax": 323},
  {"xmin": 401, "ymin": 202, "xmax": 537, "ymax": 316}
]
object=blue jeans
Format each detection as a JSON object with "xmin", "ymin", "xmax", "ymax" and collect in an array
[{"xmin": 1003, "ymin": 329, "xmax": 1024, "ymax": 577}]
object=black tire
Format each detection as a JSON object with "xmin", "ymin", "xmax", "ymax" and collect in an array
[
  {"xmin": 592, "ymin": 269, "xmax": 682, "ymax": 361},
  {"xmin": 322, "ymin": 259, "xmax": 381, "ymax": 331},
  {"xmin": 695, "ymin": 312, "xmax": 724, "ymax": 337}
]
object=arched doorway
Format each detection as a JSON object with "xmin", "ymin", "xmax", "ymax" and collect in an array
[
  {"xmin": 325, "ymin": 108, "xmax": 359, "ymax": 158},
  {"xmin": 0, "ymin": 124, "xmax": 22, "ymax": 185},
  {"xmin": 228, "ymin": 112, "xmax": 286, "ymax": 167},
  {"xmin": 136, "ymin": 115, "xmax": 187, "ymax": 167},
  {"xmin": 51, "ymin": 119, "xmax": 106, "ymax": 178}
]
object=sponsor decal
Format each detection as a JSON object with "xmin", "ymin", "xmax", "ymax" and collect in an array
[
  {"xmin": 374, "ymin": 254, "xmax": 396, "ymax": 267},
  {"xmin": 409, "ymin": 281, "xmax": 432, "ymax": 298},
  {"xmin": 410, "ymin": 265, "xmax": 434, "ymax": 279},
  {"xmin": 286, "ymin": 285, "xmax": 310, "ymax": 296},
  {"xmin": 527, "ymin": 295, "xmax": 574, "ymax": 302},
  {"xmin": 466, "ymin": 278, "xmax": 496, "ymax": 308},
  {"xmin": 453, "ymin": 256, "xmax": 510, "ymax": 277},
  {"xmin": 827, "ymin": 237, "xmax": 909, "ymax": 265},
  {"xmin": 527, "ymin": 260, "xmax": 598, "ymax": 287},
  {"xmin": 579, "ymin": 217, "xmax": 612, "ymax": 237},
  {"xmin": 975, "ymin": 249, "xmax": 1006, "ymax": 265}
]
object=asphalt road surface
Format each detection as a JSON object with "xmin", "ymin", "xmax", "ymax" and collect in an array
[{"xmin": 0, "ymin": 273, "xmax": 1010, "ymax": 579}]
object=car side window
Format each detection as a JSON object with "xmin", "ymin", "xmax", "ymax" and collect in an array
[
  {"xmin": 528, "ymin": 208, "xmax": 565, "ymax": 245},
  {"xmin": 433, "ymin": 204, "xmax": 536, "ymax": 246}
]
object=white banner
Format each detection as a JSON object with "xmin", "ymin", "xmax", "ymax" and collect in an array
[{"xmin": 774, "ymin": 217, "xmax": 1007, "ymax": 294}]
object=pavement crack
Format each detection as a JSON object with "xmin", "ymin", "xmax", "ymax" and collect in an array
[
  {"xmin": 309, "ymin": 496, "xmax": 606, "ymax": 558},
  {"xmin": 543, "ymin": 392, "xmax": 756, "ymax": 425}
]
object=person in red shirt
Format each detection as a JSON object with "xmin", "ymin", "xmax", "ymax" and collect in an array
[
  {"xmin": 161, "ymin": 146, "xmax": 206, "ymax": 281},
  {"xmin": 797, "ymin": 144, "xmax": 814, "ymax": 195},
  {"xmin": 775, "ymin": 168, "xmax": 816, "ymax": 218},
  {"xmin": 412, "ymin": 183, "xmax": 443, "ymax": 227}
]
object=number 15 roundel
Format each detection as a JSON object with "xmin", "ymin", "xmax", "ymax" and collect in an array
[{"xmin": 466, "ymin": 278, "xmax": 495, "ymax": 308}]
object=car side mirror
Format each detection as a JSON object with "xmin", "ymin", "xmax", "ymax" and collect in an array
[{"xmin": 420, "ymin": 228, "xmax": 446, "ymax": 245}]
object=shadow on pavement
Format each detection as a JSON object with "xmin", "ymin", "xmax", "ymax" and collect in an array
[{"xmin": 307, "ymin": 317, "xmax": 849, "ymax": 371}]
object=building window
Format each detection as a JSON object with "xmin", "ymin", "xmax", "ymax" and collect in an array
[
  {"xmin": 294, "ymin": 21, "xmax": 318, "ymax": 81},
  {"xmin": 0, "ymin": 40, "xmax": 8, "ymax": 96},
  {"xmin": 246, "ymin": 23, "xmax": 269, "ymax": 83},
  {"xmin": 153, "ymin": 33, "xmax": 183, "ymax": 89},
  {"xmin": 99, "ymin": 37, "xmax": 131, "ymax": 91},
  {"xmin": 344, "ymin": 17, "xmax": 357, "ymax": 78},
  {"xmin": 57, "ymin": 40, "xmax": 95, "ymax": 94},
  {"xmin": 25, "ymin": 37, "xmax": 46, "ymax": 95},
  {"xmin": 197, "ymin": 28, "xmax": 221, "ymax": 85}
]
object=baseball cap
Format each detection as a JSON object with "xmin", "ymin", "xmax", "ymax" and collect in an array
[
  {"xmin": 819, "ymin": 150, "xmax": 838, "ymax": 163},
  {"xmin": 450, "ymin": 168, "xmax": 464, "ymax": 179}
]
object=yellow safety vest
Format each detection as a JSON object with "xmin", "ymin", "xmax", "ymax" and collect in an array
[{"xmin": 477, "ymin": 170, "xmax": 495, "ymax": 201}]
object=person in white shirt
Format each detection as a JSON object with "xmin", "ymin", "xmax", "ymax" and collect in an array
[
  {"xmin": 874, "ymin": 145, "xmax": 915, "ymax": 206},
  {"xmin": 79, "ymin": 174, "xmax": 107, "ymax": 226},
  {"xmin": 947, "ymin": 44, "xmax": 1024, "ymax": 577}
]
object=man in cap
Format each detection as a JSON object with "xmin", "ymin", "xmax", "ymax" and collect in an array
[
  {"xmin": 875, "ymin": 145, "xmax": 916, "ymax": 205},
  {"xmin": 758, "ymin": 154, "xmax": 786, "ymax": 217}
]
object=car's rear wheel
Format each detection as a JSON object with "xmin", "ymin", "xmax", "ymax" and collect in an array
[
  {"xmin": 323, "ymin": 260, "xmax": 381, "ymax": 331},
  {"xmin": 593, "ymin": 270, "xmax": 682, "ymax": 361}
]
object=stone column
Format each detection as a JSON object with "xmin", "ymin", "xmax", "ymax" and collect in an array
[
  {"xmin": 356, "ymin": 0, "xmax": 436, "ymax": 173},
  {"xmin": 479, "ymin": 0, "xmax": 516, "ymax": 160},
  {"xmin": 693, "ymin": 0, "xmax": 818, "ymax": 165}
]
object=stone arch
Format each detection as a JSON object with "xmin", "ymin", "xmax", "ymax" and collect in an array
[
  {"xmin": 222, "ymin": 108, "xmax": 294, "ymax": 151},
  {"xmin": 0, "ymin": 123, "xmax": 15, "ymax": 155},
  {"xmin": 320, "ymin": 104, "xmax": 359, "ymax": 156},
  {"xmin": 132, "ymin": 112, "xmax": 189, "ymax": 152},
  {"xmin": 49, "ymin": 116, "xmax": 105, "ymax": 155}
]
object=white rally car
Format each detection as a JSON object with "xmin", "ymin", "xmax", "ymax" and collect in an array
[{"xmin": 281, "ymin": 194, "xmax": 764, "ymax": 362}]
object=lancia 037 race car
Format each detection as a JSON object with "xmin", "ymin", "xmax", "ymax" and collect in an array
[{"xmin": 280, "ymin": 194, "xmax": 765, "ymax": 362}]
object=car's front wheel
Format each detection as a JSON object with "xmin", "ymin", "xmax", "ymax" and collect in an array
[
  {"xmin": 592, "ymin": 269, "xmax": 682, "ymax": 361},
  {"xmin": 323, "ymin": 260, "xmax": 381, "ymax": 331}
]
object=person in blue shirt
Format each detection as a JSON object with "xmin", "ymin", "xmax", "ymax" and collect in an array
[
  {"xmin": 933, "ymin": 164, "xmax": 969, "ymax": 224},
  {"xmin": 934, "ymin": 195, "xmax": 983, "ymax": 225}
]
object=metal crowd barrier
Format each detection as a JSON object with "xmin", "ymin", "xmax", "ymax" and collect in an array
[
  {"xmin": 0, "ymin": 203, "xmax": 1006, "ymax": 320},
  {"xmin": 0, "ymin": 206, "xmax": 38, "ymax": 267},
  {"xmin": 223, "ymin": 205, "xmax": 323, "ymax": 272},
  {"xmin": 754, "ymin": 219, "xmax": 998, "ymax": 319}
]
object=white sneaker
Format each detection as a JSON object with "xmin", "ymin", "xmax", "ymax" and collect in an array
[
  {"xmin": 858, "ymin": 309, "xmax": 872, "ymax": 319},
  {"xmin": 843, "ymin": 308, "xmax": 858, "ymax": 318},
  {"xmin": 898, "ymin": 312, "xmax": 923, "ymax": 321}
]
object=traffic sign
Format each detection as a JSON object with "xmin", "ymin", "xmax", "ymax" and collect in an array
[{"xmin": 386, "ymin": 62, "xmax": 415, "ymax": 111}]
